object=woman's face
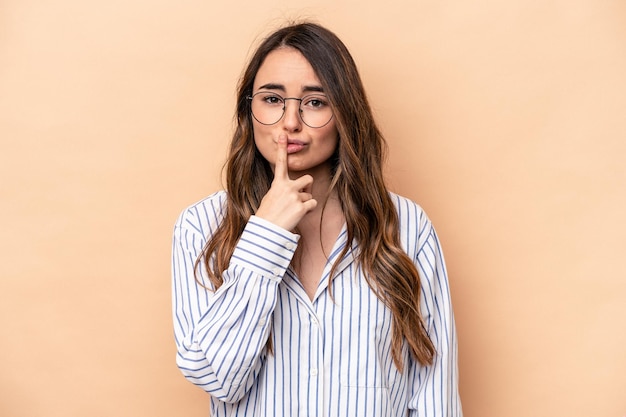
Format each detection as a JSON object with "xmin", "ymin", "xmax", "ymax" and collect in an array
[{"xmin": 251, "ymin": 47, "xmax": 338, "ymax": 177}]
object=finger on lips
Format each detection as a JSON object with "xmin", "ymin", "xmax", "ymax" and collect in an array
[{"xmin": 275, "ymin": 135, "xmax": 288, "ymax": 179}]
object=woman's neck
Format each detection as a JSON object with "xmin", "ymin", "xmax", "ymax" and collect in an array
[{"xmin": 288, "ymin": 161, "xmax": 334, "ymax": 203}]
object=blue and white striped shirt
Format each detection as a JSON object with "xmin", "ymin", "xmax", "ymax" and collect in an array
[{"xmin": 172, "ymin": 191, "xmax": 462, "ymax": 416}]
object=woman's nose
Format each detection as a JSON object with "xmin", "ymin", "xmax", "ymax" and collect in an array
[{"xmin": 281, "ymin": 99, "xmax": 302, "ymax": 130}]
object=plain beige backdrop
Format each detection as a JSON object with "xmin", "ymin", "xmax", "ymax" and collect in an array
[{"xmin": 1, "ymin": 0, "xmax": 625, "ymax": 416}]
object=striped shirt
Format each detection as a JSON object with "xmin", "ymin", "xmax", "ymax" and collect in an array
[{"xmin": 172, "ymin": 191, "xmax": 462, "ymax": 416}]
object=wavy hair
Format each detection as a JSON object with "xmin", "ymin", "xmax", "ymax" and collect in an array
[{"xmin": 196, "ymin": 22, "xmax": 435, "ymax": 369}]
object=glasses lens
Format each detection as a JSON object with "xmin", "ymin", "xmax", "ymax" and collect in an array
[
  {"xmin": 299, "ymin": 94, "xmax": 333, "ymax": 128},
  {"xmin": 250, "ymin": 92, "xmax": 284, "ymax": 125},
  {"xmin": 250, "ymin": 92, "xmax": 333, "ymax": 128}
]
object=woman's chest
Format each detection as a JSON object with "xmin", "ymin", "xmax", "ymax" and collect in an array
[{"xmin": 269, "ymin": 268, "xmax": 406, "ymax": 388}]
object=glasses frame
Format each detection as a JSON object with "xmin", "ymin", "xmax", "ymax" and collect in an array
[{"xmin": 246, "ymin": 91, "xmax": 334, "ymax": 129}]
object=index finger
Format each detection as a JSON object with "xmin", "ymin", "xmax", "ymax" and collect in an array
[{"xmin": 274, "ymin": 135, "xmax": 288, "ymax": 179}]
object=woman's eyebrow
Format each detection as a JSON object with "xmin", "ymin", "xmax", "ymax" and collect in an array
[
  {"xmin": 257, "ymin": 83, "xmax": 285, "ymax": 91},
  {"xmin": 302, "ymin": 85, "xmax": 325, "ymax": 93}
]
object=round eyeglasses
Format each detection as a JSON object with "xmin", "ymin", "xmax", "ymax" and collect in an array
[{"xmin": 247, "ymin": 91, "xmax": 334, "ymax": 128}]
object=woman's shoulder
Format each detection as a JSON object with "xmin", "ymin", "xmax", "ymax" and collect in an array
[
  {"xmin": 388, "ymin": 191, "xmax": 436, "ymax": 254},
  {"xmin": 388, "ymin": 191, "xmax": 430, "ymax": 224},
  {"xmin": 174, "ymin": 190, "xmax": 228, "ymax": 234}
]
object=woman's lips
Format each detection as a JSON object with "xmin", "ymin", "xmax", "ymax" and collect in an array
[{"xmin": 287, "ymin": 140, "xmax": 306, "ymax": 154}]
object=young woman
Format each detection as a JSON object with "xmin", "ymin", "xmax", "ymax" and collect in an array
[{"xmin": 172, "ymin": 22, "xmax": 462, "ymax": 416}]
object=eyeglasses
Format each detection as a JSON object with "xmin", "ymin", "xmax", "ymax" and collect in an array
[{"xmin": 247, "ymin": 91, "xmax": 334, "ymax": 128}]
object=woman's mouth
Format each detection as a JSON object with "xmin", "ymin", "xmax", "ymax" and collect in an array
[{"xmin": 286, "ymin": 140, "xmax": 306, "ymax": 154}]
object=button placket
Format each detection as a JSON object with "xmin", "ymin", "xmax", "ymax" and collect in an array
[{"xmin": 309, "ymin": 310, "xmax": 324, "ymax": 415}]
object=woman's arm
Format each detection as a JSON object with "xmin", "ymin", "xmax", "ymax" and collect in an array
[
  {"xmin": 172, "ymin": 212, "xmax": 299, "ymax": 403},
  {"xmin": 408, "ymin": 220, "xmax": 463, "ymax": 417}
]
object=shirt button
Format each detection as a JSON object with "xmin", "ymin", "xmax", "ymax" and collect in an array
[
  {"xmin": 310, "ymin": 368, "xmax": 318, "ymax": 376},
  {"xmin": 271, "ymin": 267, "xmax": 281, "ymax": 277},
  {"xmin": 258, "ymin": 318, "xmax": 266, "ymax": 326},
  {"xmin": 311, "ymin": 318, "xmax": 319, "ymax": 326},
  {"xmin": 285, "ymin": 241, "xmax": 296, "ymax": 250}
]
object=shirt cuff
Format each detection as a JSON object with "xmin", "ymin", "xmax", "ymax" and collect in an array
[{"xmin": 230, "ymin": 216, "xmax": 300, "ymax": 280}]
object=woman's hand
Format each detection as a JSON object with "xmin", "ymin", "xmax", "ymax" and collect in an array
[{"xmin": 255, "ymin": 135, "xmax": 317, "ymax": 231}]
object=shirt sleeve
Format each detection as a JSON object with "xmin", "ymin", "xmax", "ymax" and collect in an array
[
  {"xmin": 171, "ymin": 212, "xmax": 299, "ymax": 403},
  {"xmin": 407, "ymin": 219, "xmax": 463, "ymax": 417}
]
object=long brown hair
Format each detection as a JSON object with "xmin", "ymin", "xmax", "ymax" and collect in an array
[{"xmin": 196, "ymin": 22, "xmax": 435, "ymax": 370}]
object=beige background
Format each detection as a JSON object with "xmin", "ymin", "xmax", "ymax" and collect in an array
[{"xmin": 1, "ymin": 0, "xmax": 625, "ymax": 416}]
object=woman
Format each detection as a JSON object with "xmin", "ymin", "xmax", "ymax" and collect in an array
[{"xmin": 172, "ymin": 22, "xmax": 462, "ymax": 416}]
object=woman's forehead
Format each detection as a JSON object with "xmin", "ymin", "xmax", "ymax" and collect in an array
[{"xmin": 253, "ymin": 47, "xmax": 322, "ymax": 93}]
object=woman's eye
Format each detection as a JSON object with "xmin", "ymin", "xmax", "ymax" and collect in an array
[
  {"xmin": 304, "ymin": 96, "xmax": 328, "ymax": 108},
  {"xmin": 263, "ymin": 95, "xmax": 283, "ymax": 105}
]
